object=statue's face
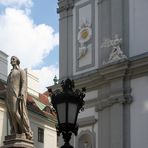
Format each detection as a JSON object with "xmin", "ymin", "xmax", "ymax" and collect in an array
[{"xmin": 11, "ymin": 57, "xmax": 17, "ymax": 66}]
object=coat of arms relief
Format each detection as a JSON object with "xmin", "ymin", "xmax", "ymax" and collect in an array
[{"xmin": 77, "ymin": 18, "xmax": 92, "ymax": 60}]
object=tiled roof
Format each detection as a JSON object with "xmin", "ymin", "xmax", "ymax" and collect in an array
[
  {"xmin": 33, "ymin": 98, "xmax": 46, "ymax": 110},
  {"xmin": 39, "ymin": 93, "xmax": 50, "ymax": 105},
  {"xmin": 27, "ymin": 93, "xmax": 56, "ymax": 118}
]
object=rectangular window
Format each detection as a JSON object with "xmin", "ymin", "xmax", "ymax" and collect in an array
[{"xmin": 38, "ymin": 127, "xmax": 44, "ymax": 143}]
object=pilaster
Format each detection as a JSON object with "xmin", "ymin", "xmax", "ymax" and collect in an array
[{"xmin": 58, "ymin": 0, "xmax": 74, "ymax": 79}]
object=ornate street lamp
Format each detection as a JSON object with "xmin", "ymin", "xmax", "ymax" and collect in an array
[{"xmin": 48, "ymin": 79, "xmax": 86, "ymax": 148}]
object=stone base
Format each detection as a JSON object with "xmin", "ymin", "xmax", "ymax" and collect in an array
[{"xmin": 1, "ymin": 134, "xmax": 34, "ymax": 148}]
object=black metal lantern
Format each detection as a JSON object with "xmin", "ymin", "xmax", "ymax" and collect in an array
[{"xmin": 48, "ymin": 79, "xmax": 85, "ymax": 148}]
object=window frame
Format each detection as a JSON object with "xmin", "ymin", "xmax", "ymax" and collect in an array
[{"xmin": 38, "ymin": 127, "xmax": 44, "ymax": 143}]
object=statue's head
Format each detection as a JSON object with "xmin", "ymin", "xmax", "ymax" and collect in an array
[{"xmin": 10, "ymin": 56, "xmax": 20, "ymax": 66}]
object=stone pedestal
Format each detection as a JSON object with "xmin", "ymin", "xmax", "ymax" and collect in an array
[{"xmin": 1, "ymin": 134, "xmax": 34, "ymax": 148}]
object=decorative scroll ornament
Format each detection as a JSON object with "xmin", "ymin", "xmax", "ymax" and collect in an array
[
  {"xmin": 77, "ymin": 18, "xmax": 92, "ymax": 60},
  {"xmin": 101, "ymin": 34, "xmax": 127, "ymax": 64}
]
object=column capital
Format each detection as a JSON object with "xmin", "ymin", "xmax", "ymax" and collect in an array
[{"xmin": 57, "ymin": 0, "xmax": 74, "ymax": 13}]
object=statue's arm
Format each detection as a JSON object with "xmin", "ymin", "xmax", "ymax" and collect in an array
[{"xmin": 20, "ymin": 69, "xmax": 27, "ymax": 98}]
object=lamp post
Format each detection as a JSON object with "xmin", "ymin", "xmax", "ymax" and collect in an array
[{"xmin": 48, "ymin": 79, "xmax": 86, "ymax": 148}]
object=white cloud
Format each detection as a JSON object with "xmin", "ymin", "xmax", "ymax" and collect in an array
[
  {"xmin": 0, "ymin": 0, "xmax": 33, "ymax": 8},
  {"xmin": 0, "ymin": 8, "xmax": 59, "ymax": 69},
  {"xmin": 0, "ymin": 7, "xmax": 59, "ymax": 91},
  {"xmin": 33, "ymin": 65, "xmax": 59, "ymax": 92}
]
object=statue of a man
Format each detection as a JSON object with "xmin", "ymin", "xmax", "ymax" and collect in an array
[{"xmin": 6, "ymin": 56, "xmax": 33, "ymax": 140}]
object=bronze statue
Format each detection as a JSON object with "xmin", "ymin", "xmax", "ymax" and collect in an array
[{"xmin": 6, "ymin": 56, "xmax": 33, "ymax": 140}]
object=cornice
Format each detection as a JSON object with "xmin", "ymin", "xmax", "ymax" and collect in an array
[
  {"xmin": 78, "ymin": 116, "xmax": 97, "ymax": 127},
  {"xmin": 50, "ymin": 53, "xmax": 148, "ymax": 111},
  {"xmin": 57, "ymin": 0, "xmax": 74, "ymax": 13},
  {"xmin": 74, "ymin": 53, "xmax": 148, "ymax": 89},
  {"xmin": 0, "ymin": 50, "xmax": 8, "ymax": 58},
  {"xmin": 95, "ymin": 94, "xmax": 133, "ymax": 111},
  {"xmin": 74, "ymin": 60, "xmax": 129, "ymax": 91},
  {"xmin": 99, "ymin": 60, "xmax": 129, "ymax": 80}
]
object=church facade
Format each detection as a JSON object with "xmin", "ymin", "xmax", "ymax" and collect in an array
[{"xmin": 56, "ymin": 0, "xmax": 148, "ymax": 148}]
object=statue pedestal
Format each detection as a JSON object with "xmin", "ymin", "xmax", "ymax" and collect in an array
[{"xmin": 1, "ymin": 134, "xmax": 34, "ymax": 148}]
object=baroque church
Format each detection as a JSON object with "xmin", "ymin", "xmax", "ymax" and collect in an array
[
  {"xmin": 51, "ymin": 0, "xmax": 148, "ymax": 148},
  {"xmin": 0, "ymin": 0, "xmax": 148, "ymax": 148}
]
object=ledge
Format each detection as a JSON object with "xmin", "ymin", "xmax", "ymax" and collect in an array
[
  {"xmin": 78, "ymin": 116, "xmax": 97, "ymax": 127},
  {"xmin": 50, "ymin": 53, "xmax": 148, "ymax": 111}
]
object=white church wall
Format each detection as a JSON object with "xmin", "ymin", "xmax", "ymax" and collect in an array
[
  {"xmin": 79, "ymin": 107, "xmax": 97, "ymax": 119},
  {"xmin": 78, "ymin": 106, "xmax": 98, "ymax": 148},
  {"xmin": 131, "ymin": 76, "xmax": 148, "ymax": 148},
  {"xmin": 84, "ymin": 90, "xmax": 98, "ymax": 101},
  {"xmin": 129, "ymin": 0, "xmax": 148, "ymax": 57},
  {"xmin": 79, "ymin": 89, "xmax": 98, "ymax": 119}
]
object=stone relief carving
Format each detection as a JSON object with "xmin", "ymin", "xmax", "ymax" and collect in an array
[
  {"xmin": 77, "ymin": 18, "xmax": 92, "ymax": 60},
  {"xmin": 101, "ymin": 34, "xmax": 127, "ymax": 64}
]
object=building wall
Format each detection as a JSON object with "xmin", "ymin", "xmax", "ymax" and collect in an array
[
  {"xmin": 0, "ymin": 100, "xmax": 7, "ymax": 147},
  {"xmin": 0, "ymin": 100, "xmax": 57, "ymax": 148},
  {"xmin": 29, "ymin": 112, "xmax": 57, "ymax": 148},
  {"xmin": 76, "ymin": 106, "xmax": 98, "ymax": 148},
  {"xmin": 26, "ymin": 69, "xmax": 39, "ymax": 97},
  {"xmin": 58, "ymin": 0, "xmax": 128, "ymax": 79},
  {"xmin": 0, "ymin": 50, "xmax": 8, "ymax": 147},
  {"xmin": 131, "ymin": 77, "xmax": 148, "ymax": 148},
  {"xmin": 129, "ymin": 0, "xmax": 148, "ymax": 56},
  {"xmin": 57, "ymin": 0, "xmax": 148, "ymax": 148},
  {"xmin": 73, "ymin": 0, "xmax": 98, "ymax": 75},
  {"xmin": 0, "ymin": 51, "xmax": 8, "ymax": 82}
]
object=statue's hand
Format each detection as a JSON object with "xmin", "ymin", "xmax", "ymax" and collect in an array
[{"xmin": 18, "ymin": 95, "xmax": 23, "ymax": 101}]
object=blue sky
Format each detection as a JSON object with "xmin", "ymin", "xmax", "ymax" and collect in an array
[
  {"xmin": 31, "ymin": 0, "xmax": 59, "ymax": 68},
  {"xmin": 0, "ymin": 0, "xmax": 59, "ymax": 92},
  {"xmin": 31, "ymin": 0, "xmax": 59, "ymax": 31}
]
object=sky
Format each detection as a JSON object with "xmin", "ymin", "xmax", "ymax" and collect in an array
[{"xmin": 0, "ymin": 0, "xmax": 59, "ymax": 92}]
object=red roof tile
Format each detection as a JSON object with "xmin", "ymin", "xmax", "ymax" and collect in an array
[
  {"xmin": 39, "ymin": 93, "xmax": 49, "ymax": 105},
  {"xmin": 27, "ymin": 93, "xmax": 56, "ymax": 118}
]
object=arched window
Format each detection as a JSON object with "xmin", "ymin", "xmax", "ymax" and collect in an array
[{"xmin": 75, "ymin": 130, "xmax": 96, "ymax": 148}]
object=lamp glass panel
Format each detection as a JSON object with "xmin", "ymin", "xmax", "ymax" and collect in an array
[
  {"xmin": 57, "ymin": 103, "xmax": 66, "ymax": 124},
  {"xmin": 68, "ymin": 103, "xmax": 78, "ymax": 124}
]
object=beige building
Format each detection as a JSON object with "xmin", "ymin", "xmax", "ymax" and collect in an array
[{"xmin": 0, "ymin": 50, "xmax": 57, "ymax": 148}]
